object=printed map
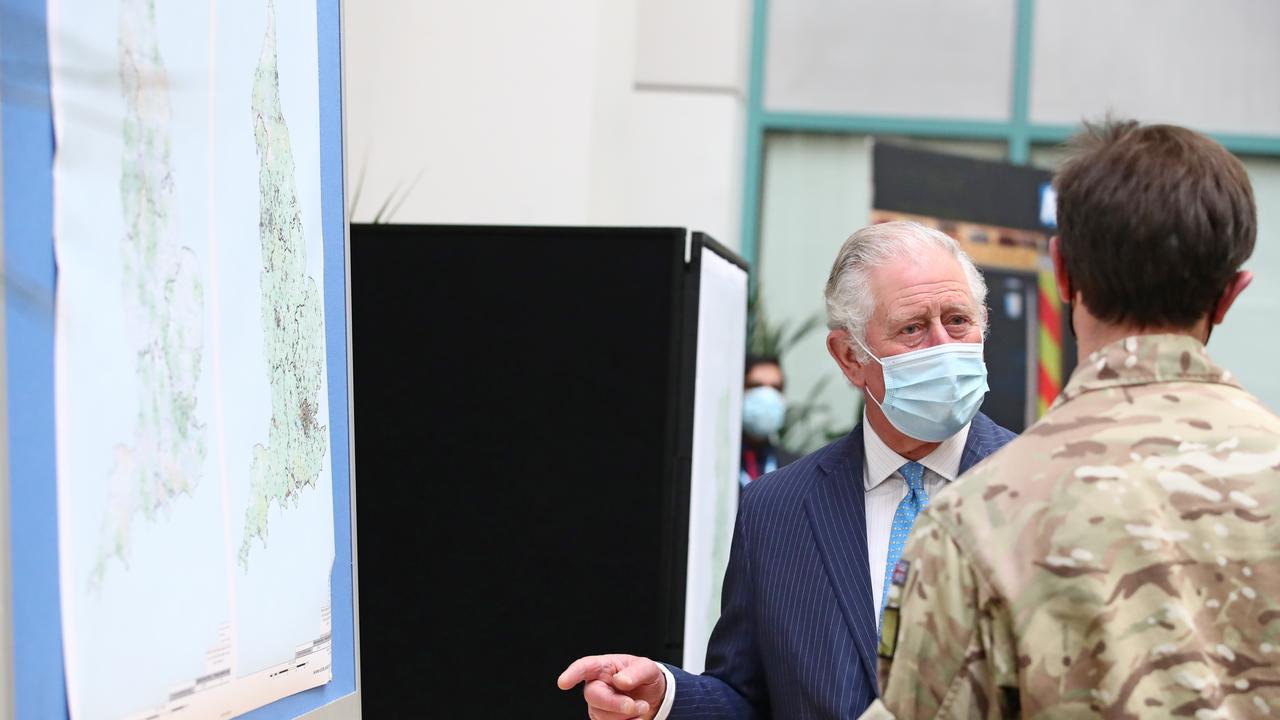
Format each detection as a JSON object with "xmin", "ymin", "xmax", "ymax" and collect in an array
[{"xmin": 51, "ymin": 0, "xmax": 336, "ymax": 717}]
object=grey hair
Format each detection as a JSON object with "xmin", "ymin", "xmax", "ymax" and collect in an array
[{"xmin": 824, "ymin": 221, "xmax": 988, "ymax": 361}]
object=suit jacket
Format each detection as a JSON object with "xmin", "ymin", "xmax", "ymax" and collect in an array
[{"xmin": 666, "ymin": 413, "xmax": 1016, "ymax": 719}]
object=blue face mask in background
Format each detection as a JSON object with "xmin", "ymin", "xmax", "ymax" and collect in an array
[
  {"xmin": 742, "ymin": 385, "xmax": 787, "ymax": 438},
  {"xmin": 852, "ymin": 337, "xmax": 989, "ymax": 442}
]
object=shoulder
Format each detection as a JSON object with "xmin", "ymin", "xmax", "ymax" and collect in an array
[
  {"xmin": 920, "ymin": 417, "xmax": 1034, "ymax": 569},
  {"xmin": 935, "ymin": 381, "xmax": 1280, "ymax": 576},
  {"xmin": 1195, "ymin": 382, "xmax": 1280, "ymax": 429},
  {"xmin": 963, "ymin": 380, "xmax": 1279, "ymax": 483},
  {"xmin": 970, "ymin": 412, "xmax": 1018, "ymax": 449},
  {"xmin": 935, "ymin": 412, "xmax": 1052, "ymax": 522}
]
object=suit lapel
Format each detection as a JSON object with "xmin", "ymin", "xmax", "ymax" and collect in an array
[
  {"xmin": 804, "ymin": 427, "xmax": 879, "ymax": 694},
  {"xmin": 960, "ymin": 412, "xmax": 998, "ymax": 474}
]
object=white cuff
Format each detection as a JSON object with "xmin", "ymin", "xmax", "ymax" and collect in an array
[{"xmin": 653, "ymin": 664, "xmax": 676, "ymax": 720}]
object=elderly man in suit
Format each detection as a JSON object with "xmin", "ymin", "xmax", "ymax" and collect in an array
[{"xmin": 559, "ymin": 220, "xmax": 1017, "ymax": 719}]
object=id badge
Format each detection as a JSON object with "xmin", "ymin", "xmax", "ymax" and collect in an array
[{"xmin": 878, "ymin": 559, "xmax": 910, "ymax": 660}]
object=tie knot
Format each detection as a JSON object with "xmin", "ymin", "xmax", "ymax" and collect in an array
[{"xmin": 900, "ymin": 461, "xmax": 925, "ymax": 492}]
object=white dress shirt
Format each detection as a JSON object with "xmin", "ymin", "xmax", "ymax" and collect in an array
[
  {"xmin": 655, "ymin": 417, "xmax": 971, "ymax": 718},
  {"xmin": 862, "ymin": 415, "xmax": 969, "ymax": 622}
]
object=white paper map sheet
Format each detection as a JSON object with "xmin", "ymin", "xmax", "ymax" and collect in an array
[{"xmin": 50, "ymin": 0, "xmax": 335, "ymax": 717}]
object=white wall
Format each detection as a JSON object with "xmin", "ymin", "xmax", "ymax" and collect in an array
[{"xmin": 344, "ymin": 0, "xmax": 749, "ymax": 251}]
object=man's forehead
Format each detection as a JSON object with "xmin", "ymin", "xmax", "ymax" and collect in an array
[
  {"xmin": 868, "ymin": 249, "xmax": 965, "ymax": 289},
  {"xmin": 880, "ymin": 278, "xmax": 972, "ymax": 297},
  {"xmin": 865, "ymin": 250, "xmax": 977, "ymax": 317},
  {"xmin": 879, "ymin": 283, "xmax": 975, "ymax": 314}
]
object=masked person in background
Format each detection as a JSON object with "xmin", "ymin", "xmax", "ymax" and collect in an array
[
  {"xmin": 560, "ymin": 221, "xmax": 1017, "ymax": 719},
  {"xmin": 740, "ymin": 355, "xmax": 798, "ymax": 488},
  {"xmin": 866, "ymin": 121, "xmax": 1280, "ymax": 719}
]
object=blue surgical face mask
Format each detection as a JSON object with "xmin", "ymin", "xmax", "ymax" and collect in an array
[
  {"xmin": 742, "ymin": 386, "xmax": 787, "ymax": 438},
  {"xmin": 852, "ymin": 337, "xmax": 989, "ymax": 442}
]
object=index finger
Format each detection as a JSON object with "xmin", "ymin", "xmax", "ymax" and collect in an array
[{"xmin": 557, "ymin": 656, "xmax": 619, "ymax": 690}]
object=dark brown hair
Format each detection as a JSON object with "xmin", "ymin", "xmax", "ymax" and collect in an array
[{"xmin": 1054, "ymin": 120, "xmax": 1256, "ymax": 328}]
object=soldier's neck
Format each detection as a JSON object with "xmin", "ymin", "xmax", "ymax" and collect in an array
[{"xmin": 1072, "ymin": 303, "xmax": 1210, "ymax": 363}]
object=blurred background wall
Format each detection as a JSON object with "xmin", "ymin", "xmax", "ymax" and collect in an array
[
  {"xmin": 345, "ymin": 0, "xmax": 1280, "ymax": 448},
  {"xmin": 344, "ymin": 0, "xmax": 749, "ymax": 246}
]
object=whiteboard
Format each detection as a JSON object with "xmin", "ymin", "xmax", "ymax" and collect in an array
[{"xmin": 683, "ymin": 243, "xmax": 748, "ymax": 673}]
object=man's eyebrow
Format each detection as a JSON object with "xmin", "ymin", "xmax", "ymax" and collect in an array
[
  {"xmin": 884, "ymin": 309, "xmax": 929, "ymax": 326},
  {"xmin": 884, "ymin": 299, "xmax": 975, "ymax": 325},
  {"xmin": 941, "ymin": 301, "xmax": 976, "ymax": 314}
]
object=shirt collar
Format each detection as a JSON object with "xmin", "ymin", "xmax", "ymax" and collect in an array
[
  {"xmin": 862, "ymin": 413, "xmax": 970, "ymax": 491},
  {"xmin": 1052, "ymin": 333, "xmax": 1240, "ymax": 410}
]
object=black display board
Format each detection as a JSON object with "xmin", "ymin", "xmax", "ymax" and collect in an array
[
  {"xmin": 981, "ymin": 268, "xmax": 1037, "ymax": 433},
  {"xmin": 350, "ymin": 225, "xmax": 734, "ymax": 715},
  {"xmin": 874, "ymin": 143, "xmax": 1053, "ymax": 233}
]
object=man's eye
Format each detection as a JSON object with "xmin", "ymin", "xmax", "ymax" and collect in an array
[
  {"xmin": 902, "ymin": 324, "xmax": 921, "ymax": 335},
  {"xmin": 949, "ymin": 315, "xmax": 971, "ymax": 325}
]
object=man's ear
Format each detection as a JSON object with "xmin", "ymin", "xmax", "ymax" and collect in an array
[
  {"xmin": 1049, "ymin": 236, "xmax": 1073, "ymax": 304},
  {"xmin": 827, "ymin": 329, "xmax": 868, "ymax": 389},
  {"xmin": 1211, "ymin": 270, "xmax": 1253, "ymax": 325}
]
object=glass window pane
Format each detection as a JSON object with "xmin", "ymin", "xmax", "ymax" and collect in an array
[
  {"xmin": 765, "ymin": 0, "xmax": 1014, "ymax": 121},
  {"xmin": 1031, "ymin": 0, "xmax": 1280, "ymax": 135}
]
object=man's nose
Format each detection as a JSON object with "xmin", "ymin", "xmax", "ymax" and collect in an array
[{"xmin": 924, "ymin": 318, "xmax": 952, "ymax": 347}]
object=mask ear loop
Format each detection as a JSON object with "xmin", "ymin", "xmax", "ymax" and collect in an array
[
  {"xmin": 849, "ymin": 332, "xmax": 884, "ymax": 365},
  {"xmin": 849, "ymin": 333, "xmax": 887, "ymax": 410}
]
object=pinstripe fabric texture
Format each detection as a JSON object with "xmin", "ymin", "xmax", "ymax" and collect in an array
[{"xmin": 665, "ymin": 413, "xmax": 1015, "ymax": 719}]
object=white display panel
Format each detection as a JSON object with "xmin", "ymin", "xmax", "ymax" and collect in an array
[{"xmin": 683, "ymin": 244, "xmax": 748, "ymax": 673}]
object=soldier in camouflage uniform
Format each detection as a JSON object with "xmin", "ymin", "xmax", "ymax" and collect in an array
[{"xmin": 865, "ymin": 121, "xmax": 1279, "ymax": 719}]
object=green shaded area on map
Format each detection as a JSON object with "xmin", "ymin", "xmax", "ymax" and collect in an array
[
  {"xmin": 238, "ymin": 0, "xmax": 329, "ymax": 570},
  {"xmin": 92, "ymin": 0, "xmax": 206, "ymax": 591}
]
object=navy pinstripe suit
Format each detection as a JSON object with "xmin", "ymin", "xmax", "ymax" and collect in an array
[{"xmin": 665, "ymin": 413, "xmax": 1015, "ymax": 719}]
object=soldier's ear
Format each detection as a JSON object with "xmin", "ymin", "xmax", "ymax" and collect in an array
[
  {"xmin": 1211, "ymin": 270, "xmax": 1253, "ymax": 326},
  {"xmin": 1049, "ymin": 236, "xmax": 1073, "ymax": 304}
]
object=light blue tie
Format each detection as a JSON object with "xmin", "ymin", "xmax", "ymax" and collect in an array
[{"xmin": 880, "ymin": 461, "xmax": 928, "ymax": 631}]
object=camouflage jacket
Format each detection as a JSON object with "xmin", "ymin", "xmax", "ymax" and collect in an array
[{"xmin": 867, "ymin": 334, "xmax": 1280, "ymax": 719}]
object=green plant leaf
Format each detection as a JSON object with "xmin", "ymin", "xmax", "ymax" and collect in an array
[{"xmin": 384, "ymin": 165, "xmax": 429, "ymax": 222}]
